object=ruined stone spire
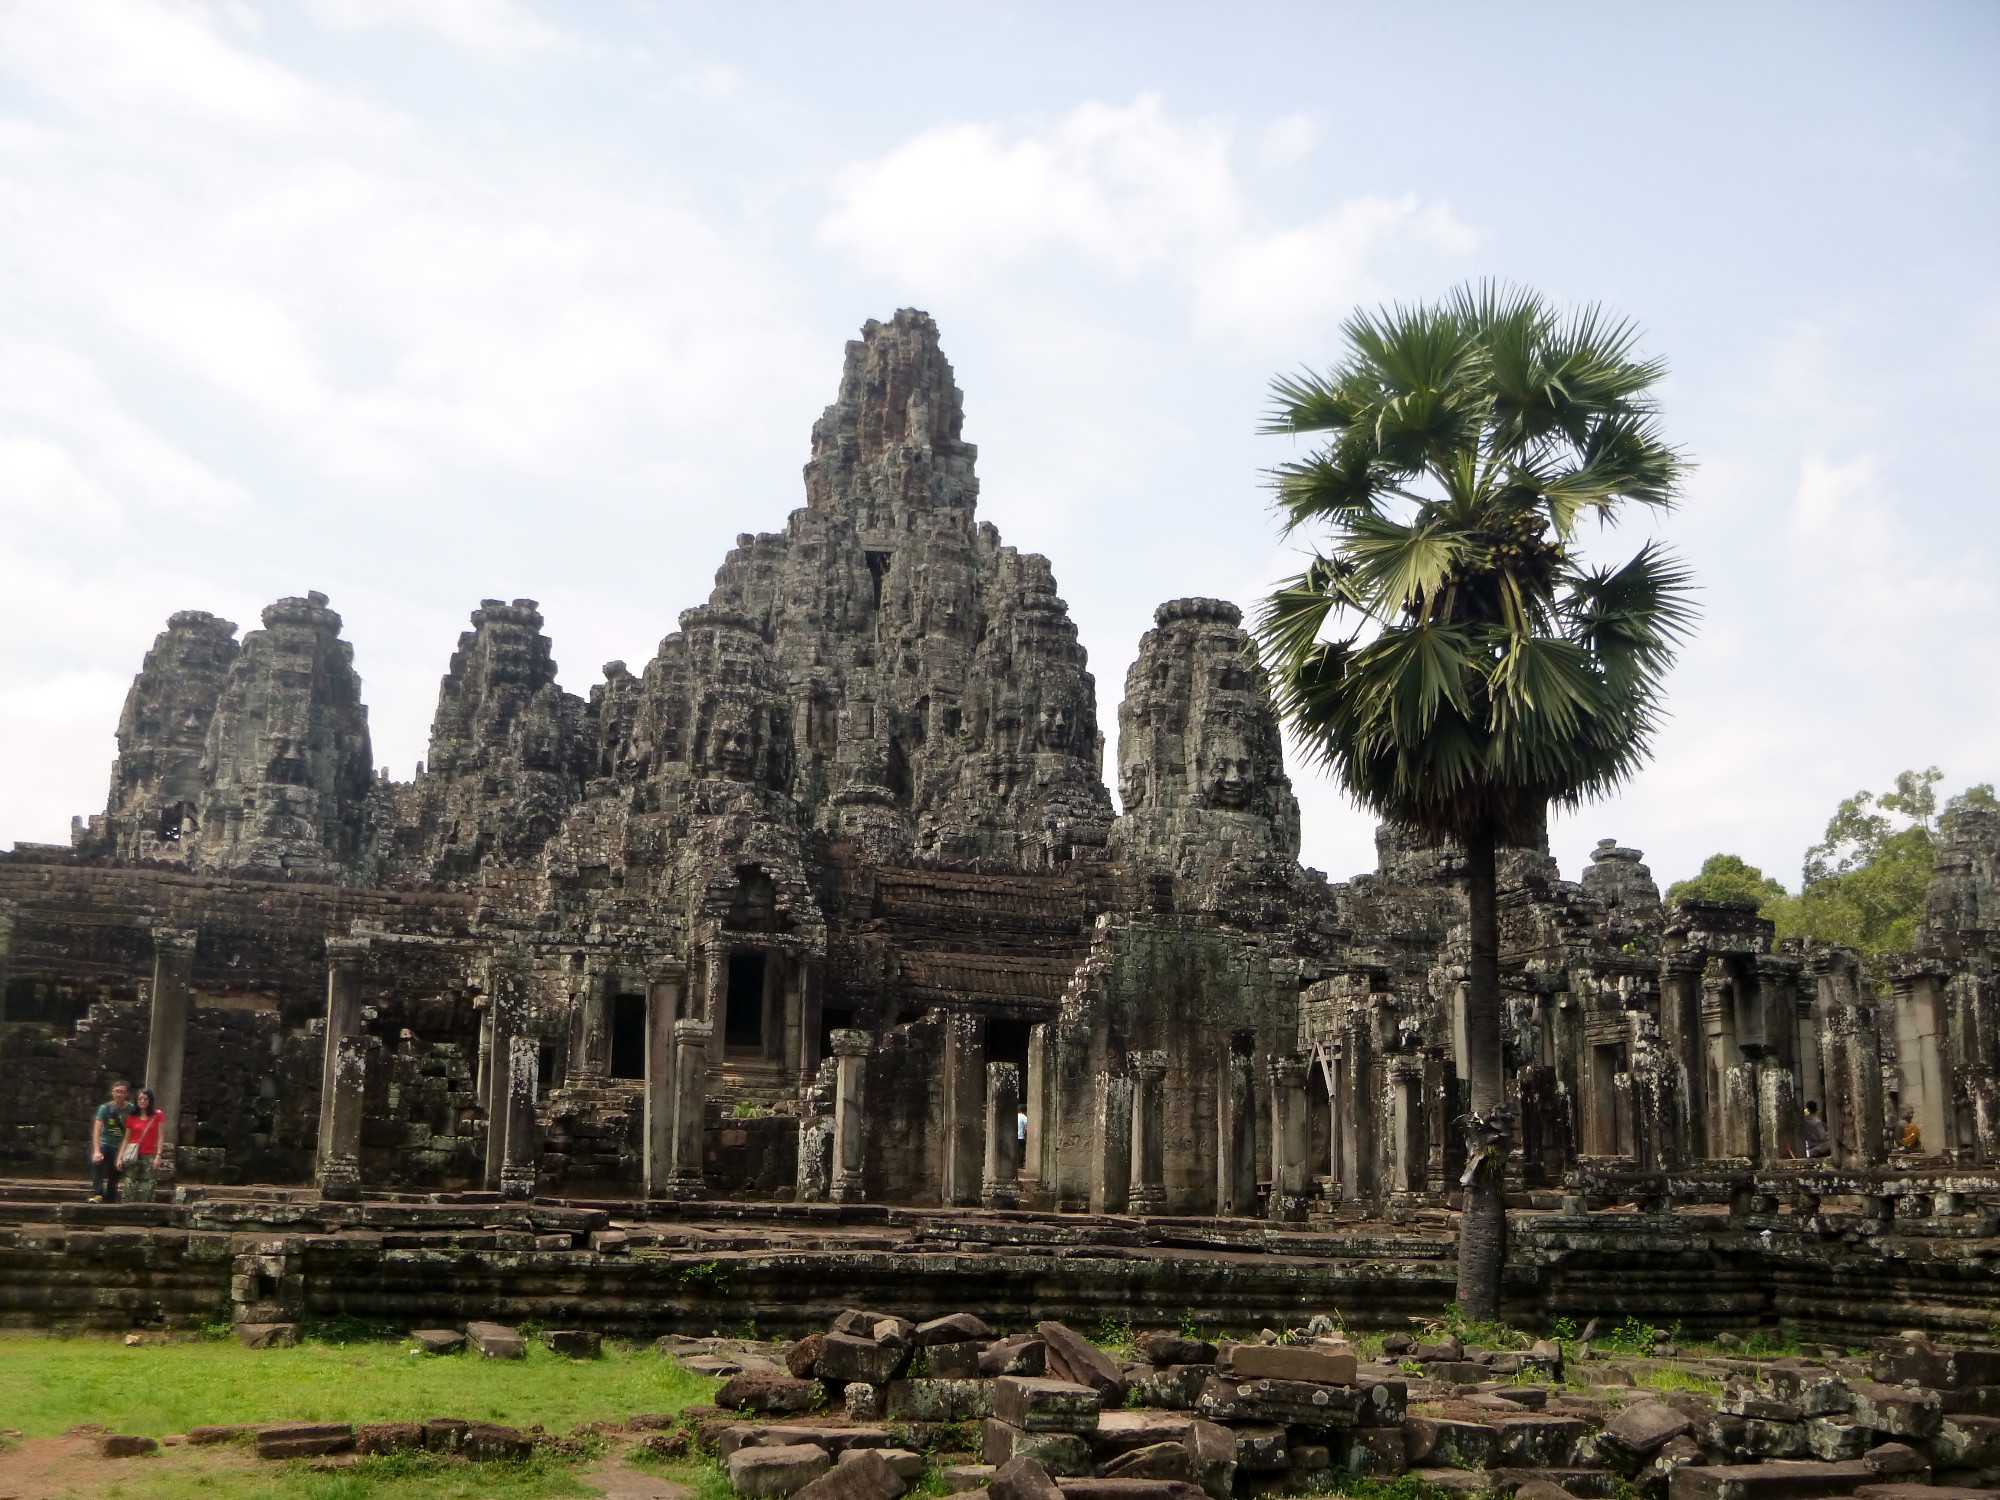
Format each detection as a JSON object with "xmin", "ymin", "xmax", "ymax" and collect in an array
[
  {"xmin": 192, "ymin": 592, "xmax": 373, "ymax": 877},
  {"xmin": 80, "ymin": 610, "xmax": 240, "ymax": 863},
  {"xmin": 403, "ymin": 599, "xmax": 586, "ymax": 880}
]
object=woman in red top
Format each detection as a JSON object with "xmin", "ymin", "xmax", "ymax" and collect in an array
[{"xmin": 122, "ymin": 1089, "xmax": 165, "ymax": 1203}]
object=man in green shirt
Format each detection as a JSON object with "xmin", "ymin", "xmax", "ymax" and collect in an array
[{"xmin": 90, "ymin": 1080, "xmax": 133, "ymax": 1202}]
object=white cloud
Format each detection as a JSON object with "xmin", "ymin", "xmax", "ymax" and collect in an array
[
  {"xmin": 306, "ymin": 0, "xmax": 572, "ymax": 55},
  {"xmin": 820, "ymin": 95, "xmax": 1473, "ymax": 346},
  {"xmin": 1257, "ymin": 112, "xmax": 1315, "ymax": 168}
]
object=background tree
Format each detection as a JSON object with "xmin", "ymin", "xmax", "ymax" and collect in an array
[
  {"xmin": 1256, "ymin": 284, "xmax": 1695, "ymax": 1319},
  {"xmin": 1672, "ymin": 769, "xmax": 1998, "ymax": 958},
  {"xmin": 1665, "ymin": 853, "xmax": 1786, "ymax": 908}
]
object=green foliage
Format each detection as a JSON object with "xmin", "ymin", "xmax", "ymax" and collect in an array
[
  {"xmin": 1178, "ymin": 1307, "xmax": 1204, "ymax": 1340},
  {"xmin": 1665, "ymin": 854, "xmax": 1786, "ymax": 909},
  {"xmin": 1638, "ymin": 1367, "xmax": 1724, "ymax": 1395},
  {"xmin": 1255, "ymin": 283, "xmax": 1696, "ymax": 845},
  {"xmin": 1096, "ymin": 1315, "xmax": 1135, "ymax": 1352},
  {"xmin": 1440, "ymin": 1304, "xmax": 1530, "ymax": 1351},
  {"xmin": 72, "ymin": 1449, "xmax": 601, "ymax": 1500},
  {"xmin": 1598, "ymin": 1316, "xmax": 1674, "ymax": 1355},
  {"xmin": 673, "ymin": 1261, "xmax": 730, "ymax": 1293},
  {"xmin": 728, "ymin": 1099, "xmax": 767, "ymax": 1119}
]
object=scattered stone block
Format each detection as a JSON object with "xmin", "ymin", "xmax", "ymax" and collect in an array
[
  {"xmin": 422, "ymin": 1418, "xmax": 468, "ymax": 1452},
  {"xmin": 235, "ymin": 1322, "xmax": 299, "ymax": 1349},
  {"xmin": 1599, "ymin": 1400, "xmax": 1695, "ymax": 1471},
  {"xmin": 256, "ymin": 1423, "xmax": 356, "ymax": 1460},
  {"xmin": 1195, "ymin": 1375, "xmax": 1364, "ymax": 1426},
  {"xmin": 982, "ymin": 1420, "xmax": 1093, "ymax": 1476},
  {"xmin": 1217, "ymin": 1343, "xmax": 1356, "ymax": 1385},
  {"xmin": 787, "ymin": 1334, "xmax": 825, "ymax": 1378},
  {"xmin": 96, "ymin": 1434, "xmax": 158, "ymax": 1458},
  {"xmin": 1101, "ymin": 1443, "xmax": 1190, "ymax": 1480},
  {"xmin": 926, "ymin": 1340, "xmax": 986, "ymax": 1380},
  {"xmin": 685, "ymin": 1355, "xmax": 747, "ymax": 1377},
  {"xmin": 918, "ymin": 1314, "xmax": 994, "ymax": 1346},
  {"xmin": 1760, "ymin": 1367, "xmax": 1852, "ymax": 1416},
  {"xmin": 1853, "ymin": 1487, "xmax": 1989, "ymax": 1500},
  {"xmin": 940, "ymin": 1465, "xmax": 995, "ymax": 1493},
  {"xmin": 844, "ymin": 1384, "xmax": 886, "ymax": 1422},
  {"xmin": 1341, "ymin": 1427, "xmax": 1405, "ymax": 1475},
  {"xmin": 1359, "ymin": 1379, "xmax": 1408, "ymax": 1426},
  {"xmin": 410, "ymin": 1329, "xmax": 464, "ymax": 1354},
  {"xmin": 1137, "ymin": 1334, "xmax": 1216, "ymax": 1368},
  {"xmin": 1038, "ymin": 1322, "xmax": 1127, "ymax": 1399},
  {"xmin": 994, "ymin": 1377, "xmax": 1102, "ymax": 1434},
  {"xmin": 1090, "ymin": 1411, "xmax": 1192, "ymax": 1454},
  {"xmin": 886, "ymin": 1378, "xmax": 993, "ymax": 1423},
  {"xmin": 1401, "ymin": 1417, "xmax": 1498, "ymax": 1470},
  {"xmin": 1489, "ymin": 1416, "xmax": 1588, "ymax": 1468},
  {"xmin": 1126, "ymin": 1365, "xmax": 1213, "ymax": 1412},
  {"xmin": 1183, "ymin": 1420, "xmax": 1236, "ymax": 1500},
  {"xmin": 545, "ymin": 1329, "xmax": 600, "ymax": 1359},
  {"xmin": 1229, "ymin": 1424, "xmax": 1287, "ymax": 1473},
  {"xmin": 628, "ymin": 1413, "xmax": 679, "ymax": 1431},
  {"xmin": 356, "ymin": 1422, "xmax": 423, "ymax": 1455},
  {"xmin": 461, "ymin": 1422, "xmax": 532, "ymax": 1460},
  {"xmin": 1848, "ymin": 1381, "xmax": 1942, "ymax": 1439},
  {"xmin": 980, "ymin": 1336, "xmax": 1048, "ymax": 1378},
  {"xmin": 1807, "ymin": 1417, "xmax": 1872, "ymax": 1461},
  {"xmin": 728, "ymin": 1443, "xmax": 835, "ymax": 1498},
  {"xmin": 1862, "ymin": 1442, "xmax": 1928, "ymax": 1477},
  {"xmin": 796, "ymin": 1448, "xmax": 905, "ymax": 1500},
  {"xmin": 820, "ymin": 1332, "xmax": 908, "ymax": 1386},
  {"xmin": 465, "ymin": 1321, "xmax": 525, "ymax": 1359},
  {"xmin": 187, "ymin": 1425, "xmax": 256, "ymax": 1444},
  {"xmin": 1934, "ymin": 1412, "xmax": 2000, "ymax": 1466},
  {"xmin": 1667, "ymin": 1459, "xmax": 1875, "ymax": 1499},
  {"xmin": 990, "ymin": 1456, "xmax": 1062, "ymax": 1500},
  {"xmin": 719, "ymin": 1373, "xmax": 822, "ymax": 1415},
  {"xmin": 1055, "ymin": 1482, "xmax": 1205, "ymax": 1500}
]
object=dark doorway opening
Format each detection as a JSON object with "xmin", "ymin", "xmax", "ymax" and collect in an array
[
  {"xmin": 984, "ymin": 1017, "xmax": 1031, "ymax": 1073},
  {"xmin": 609, "ymin": 994, "xmax": 646, "ymax": 1079},
  {"xmin": 865, "ymin": 550, "xmax": 893, "ymax": 608},
  {"xmin": 818, "ymin": 1006, "xmax": 854, "ymax": 1062},
  {"xmin": 725, "ymin": 953, "xmax": 767, "ymax": 1051}
]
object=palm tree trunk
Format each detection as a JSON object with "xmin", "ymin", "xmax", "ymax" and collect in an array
[{"xmin": 1456, "ymin": 814, "xmax": 1507, "ymax": 1322}]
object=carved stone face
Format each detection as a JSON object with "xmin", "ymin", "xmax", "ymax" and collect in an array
[
  {"xmin": 1038, "ymin": 704, "xmax": 1072, "ymax": 751},
  {"xmin": 710, "ymin": 719, "xmax": 756, "ymax": 781},
  {"xmin": 1204, "ymin": 733, "xmax": 1256, "ymax": 809}
]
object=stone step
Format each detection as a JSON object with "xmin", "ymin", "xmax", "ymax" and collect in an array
[{"xmin": 1668, "ymin": 1460, "xmax": 1876, "ymax": 1500}]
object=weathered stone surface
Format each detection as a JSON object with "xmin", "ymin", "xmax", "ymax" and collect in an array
[
  {"xmin": 356, "ymin": 1422, "xmax": 423, "ymax": 1455},
  {"xmin": 1848, "ymin": 1382, "xmax": 1942, "ymax": 1439},
  {"xmin": 918, "ymin": 1314, "xmax": 994, "ymax": 1346},
  {"xmin": 461, "ymin": 1422, "xmax": 532, "ymax": 1460},
  {"xmin": 982, "ymin": 1422, "xmax": 1092, "ymax": 1477},
  {"xmin": 1488, "ymin": 1416, "xmax": 1587, "ymax": 1468},
  {"xmin": 411, "ymin": 1329, "xmax": 465, "ymax": 1354},
  {"xmin": 1401, "ymin": 1418, "xmax": 1498, "ymax": 1470},
  {"xmin": 1340, "ymin": 1428, "xmax": 1406, "ymax": 1476},
  {"xmin": 1055, "ymin": 1482, "xmax": 1205, "ymax": 1500},
  {"xmin": 1038, "ymin": 1322, "xmax": 1125, "ymax": 1399},
  {"xmin": 926, "ymin": 1341, "xmax": 985, "ymax": 1380},
  {"xmin": 1229, "ymin": 1424, "xmax": 1287, "ymax": 1473},
  {"xmin": 1100, "ymin": 1444, "xmax": 1190, "ymax": 1481},
  {"xmin": 546, "ymin": 1329, "xmax": 601, "ymax": 1359},
  {"xmin": 256, "ymin": 1423, "xmax": 356, "ymax": 1460},
  {"xmin": 819, "ymin": 1333, "xmax": 907, "ymax": 1386},
  {"xmin": 1136, "ymin": 1334, "xmax": 1216, "ymax": 1368},
  {"xmin": 1089, "ymin": 1412, "xmax": 1192, "ymax": 1455},
  {"xmin": 465, "ymin": 1322, "xmax": 525, "ymax": 1359},
  {"xmin": 422, "ymin": 1418, "xmax": 468, "ymax": 1452},
  {"xmin": 727, "ymin": 1443, "xmax": 834, "ymax": 1498},
  {"xmin": 1125, "ymin": 1366, "xmax": 1213, "ymax": 1412},
  {"xmin": 886, "ymin": 1379, "xmax": 993, "ymax": 1423},
  {"xmin": 97, "ymin": 1434, "xmax": 159, "ymax": 1458},
  {"xmin": 1600, "ymin": 1401, "xmax": 1695, "ymax": 1470},
  {"xmin": 981, "ymin": 1338, "xmax": 1048, "ymax": 1379},
  {"xmin": 187, "ymin": 1426, "xmax": 257, "ymax": 1445},
  {"xmin": 787, "ymin": 1335, "xmax": 826, "ymax": 1379},
  {"xmin": 940, "ymin": 1465, "xmax": 995, "ymax": 1494},
  {"xmin": 1667, "ymin": 1459, "xmax": 1875, "ymax": 1499},
  {"xmin": 719, "ymin": 1373, "xmax": 822, "ymax": 1415},
  {"xmin": 989, "ymin": 1456, "xmax": 1061, "ymax": 1500},
  {"xmin": 993, "ymin": 1377, "xmax": 1101, "ymax": 1435},
  {"xmin": 1182, "ymin": 1421, "xmax": 1236, "ymax": 1500},
  {"xmin": 795, "ymin": 1448, "xmax": 905, "ymax": 1500},
  {"xmin": 1195, "ymin": 1375, "xmax": 1363, "ymax": 1426},
  {"xmin": 1216, "ymin": 1344, "xmax": 1355, "ymax": 1385},
  {"xmin": 235, "ymin": 1321, "xmax": 299, "ymax": 1349}
]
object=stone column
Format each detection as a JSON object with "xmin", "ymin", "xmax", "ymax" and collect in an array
[
  {"xmin": 316, "ymin": 936, "xmax": 370, "ymax": 1182},
  {"xmin": 643, "ymin": 963, "xmax": 685, "ymax": 1199},
  {"xmin": 1219, "ymin": 1045, "xmax": 1258, "ymax": 1215},
  {"xmin": 482, "ymin": 952, "xmax": 529, "ymax": 1192},
  {"xmin": 830, "ymin": 1028, "xmax": 872, "ymax": 1203},
  {"xmin": 1893, "ymin": 968, "xmax": 1951, "ymax": 1154},
  {"xmin": 1269, "ymin": 1055, "xmax": 1310, "ymax": 1221},
  {"xmin": 1722, "ymin": 1060, "xmax": 1760, "ymax": 1161},
  {"xmin": 500, "ymin": 1034, "xmax": 540, "ymax": 1200},
  {"xmin": 1758, "ymin": 1062, "xmax": 1801, "ymax": 1165},
  {"xmin": 1091, "ymin": 1070, "xmax": 1132, "ymax": 1215},
  {"xmin": 981, "ymin": 1061, "xmax": 1022, "ymax": 1208},
  {"xmin": 1701, "ymin": 963, "xmax": 1734, "ymax": 1156},
  {"xmin": 1127, "ymin": 1049, "xmax": 1168, "ymax": 1214},
  {"xmin": 316, "ymin": 1036, "xmax": 367, "ymax": 1200},
  {"xmin": 942, "ymin": 1011, "xmax": 985, "ymax": 1206},
  {"xmin": 666, "ymin": 1018, "xmax": 712, "ymax": 1199},
  {"xmin": 144, "ymin": 928, "xmax": 198, "ymax": 1186},
  {"xmin": 575, "ymin": 971, "xmax": 612, "ymax": 1087},
  {"xmin": 1843, "ymin": 1004, "xmax": 1886, "ymax": 1166}
]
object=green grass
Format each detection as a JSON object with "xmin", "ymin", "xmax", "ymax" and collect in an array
[
  {"xmin": 78, "ymin": 1450, "xmax": 600, "ymax": 1500},
  {"xmin": 1635, "ymin": 1367, "xmax": 1724, "ymax": 1395},
  {"xmin": 0, "ymin": 1333, "xmax": 718, "ymax": 1439}
]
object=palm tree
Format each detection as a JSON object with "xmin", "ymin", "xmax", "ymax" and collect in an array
[{"xmin": 1255, "ymin": 284, "xmax": 1696, "ymax": 1320}]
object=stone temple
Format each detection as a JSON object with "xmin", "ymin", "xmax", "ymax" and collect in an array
[{"xmin": 4, "ymin": 312, "xmax": 2000, "ymax": 1342}]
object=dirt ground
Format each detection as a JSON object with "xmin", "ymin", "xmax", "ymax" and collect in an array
[{"xmin": 0, "ymin": 1434, "xmax": 691, "ymax": 1500}]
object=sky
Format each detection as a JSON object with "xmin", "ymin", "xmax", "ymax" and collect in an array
[{"xmin": 1, "ymin": 0, "xmax": 1995, "ymax": 893}]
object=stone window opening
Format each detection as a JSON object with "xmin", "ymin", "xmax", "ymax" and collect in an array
[
  {"xmin": 724, "ymin": 952, "xmax": 768, "ymax": 1054},
  {"xmin": 609, "ymin": 994, "xmax": 646, "ymax": 1079},
  {"xmin": 865, "ymin": 550, "xmax": 893, "ymax": 608}
]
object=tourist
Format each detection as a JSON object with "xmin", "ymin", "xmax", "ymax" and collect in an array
[
  {"xmin": 1898, "ymin": 1108, "xmax": 1923, "ymax": 1152},
  {"xmin": 122, "ymin": 1088, "xmax": 165, "ymax": 1204},
  {"xmin": 1802, "ymin": 1100, "xmax": 1828, "ymax": 1159},
  {"xmin": 89, "ymin": 1080, "xmax": 133, "ymax": 1202}
]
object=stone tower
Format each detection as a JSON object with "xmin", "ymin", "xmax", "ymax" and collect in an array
[
  {"xmin": 192, "ymin": 592, "xmax": 374, "ymax": 876},
  {"xmin": 80, "ymin": 610, "xmax": 240, "ymax": 864}
]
